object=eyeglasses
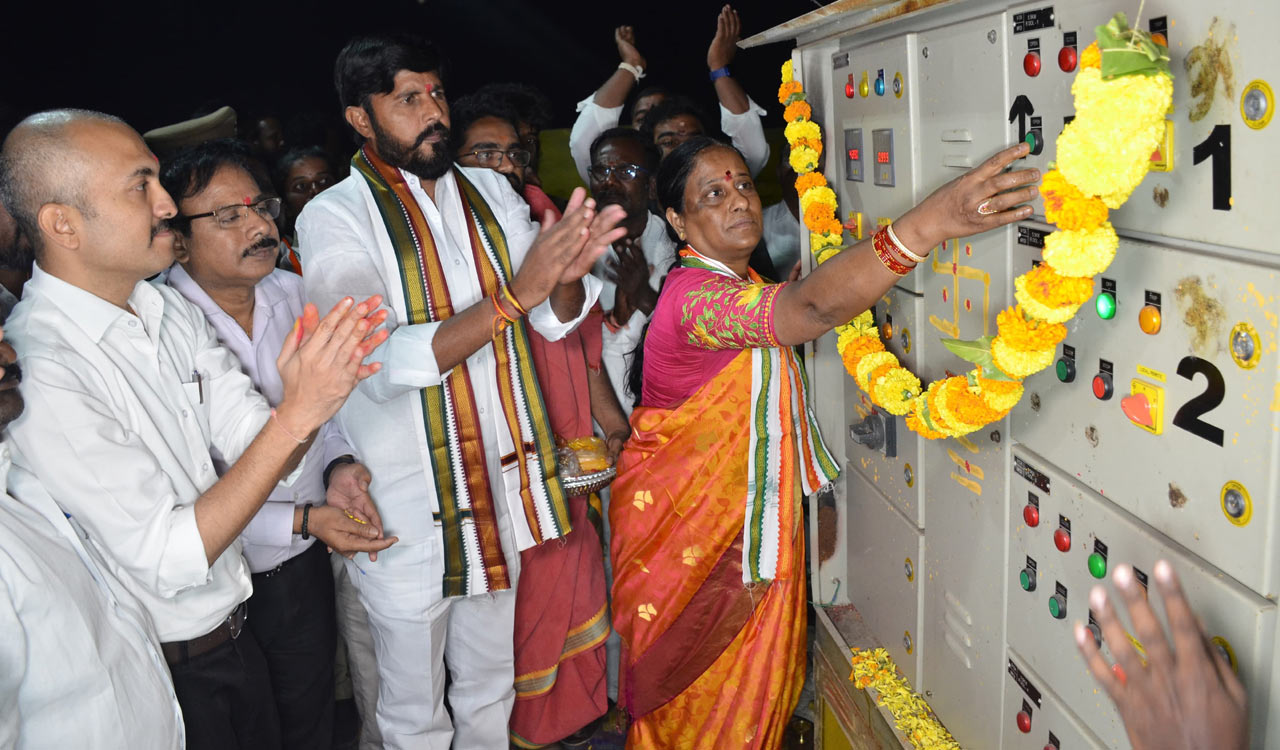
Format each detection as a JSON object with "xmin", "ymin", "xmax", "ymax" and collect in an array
[
  {"xmin": 459, "ymin": 148, "xmax": 532, "ymax": 168},
  {"xmin": 587, "ymin": 162, "xmax": 650, "ymax": 183},
  {"xmin": 184, "ymin": 197, "xmax": 282, "ymax": 229}
]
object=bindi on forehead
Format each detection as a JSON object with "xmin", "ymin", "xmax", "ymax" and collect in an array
[
  {"xmin": 724, "ymin": 170, "xmax": 732, "ymax": 182},
  {"xmin": 425, "ymin": 82, "xmax": 434, "ymax": 93},
  {"xmin": 243, "ymin": 196, "xmax": 254, "ymax": 205}
]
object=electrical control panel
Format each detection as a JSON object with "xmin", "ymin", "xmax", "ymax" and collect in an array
[{"xmin": 762, "ymin": 0, "xmax": 1280, "ymax": 747}]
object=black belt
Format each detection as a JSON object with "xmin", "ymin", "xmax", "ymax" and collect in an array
[{"xmin": 161, "ymin": 601, "xmax": 247, "ymax": 666}]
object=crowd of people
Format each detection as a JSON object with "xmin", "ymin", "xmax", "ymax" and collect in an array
[{"xmin": 0, "ymin": 6, "xmax": 1249, "ymax": 750}]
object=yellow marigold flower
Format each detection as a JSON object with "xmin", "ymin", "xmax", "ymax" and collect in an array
[
  {"xmin": 795, "ymin": 172, "xmax": 827, "ymax": 194},
  {"xmin": 873, "ymin": 367, "xmax": 922, "ymax": 416},
  {"xmin": 778, "ymin": 80, "xmax": 803, "ymax": 104},
  {"xmin": 793, "ymin": 137, "xmax": 823, "ymax": 159},
  {"xmin": 784, "ymin": 101, "xmax": 811, "ymax": 123},
  {"xmin": 781, "ymin": 59, "xmax": 794, "ymax": 84},
  {"xmin": 923, "ymin": 381, "xmax": 962, "ymax": 438},
  {"xmin": 1056, "ymin": 68, "xmax": 1172, "ymax": 207},
  {"xmin": 784, "ymin": 120, "xmax": 821, "ymax": 145},
  {"xmin": 804, "ymin": 203, "xmax": 842, "ymax": 236},
  {"xmin": 991, "ymin": 337, "xmax": 1055, "ymax": 378},
  {"xmin": 811, "ymin": 231, "xmax": 842, "ymax": 252},
  {"xmin": 789, "ymin": 145, "xmax": 819, "ymax": 174},
  {"xmin": 905, "ymin": 405, "xmax": 948, "ymax": 440},
  {"xmin": 1043, "ymin": 222, "xmax": 1118, "ymax": 277},
  {"xmin": 1041, "ymin": 170, "xmax": 1108, "ymax": 230},
  {"xmin": 995, "ymin": 305, "xmax": 1067, "ymax": 352},
  {"xmin": 933, "ymin": 377, "xmax": 984, "ymax": 436},
  {"xmin": 839, "ymin": 336, "xmax": 885, "ymax": 379},
  {"xmin": 815, "ymin": 245, "xmax": 841, "ymax": 264},
  {"xmin": 799, "ymin": 185, "xmax": 837, "ymax": 217},
  {"xmin": 1079, "ymin": 41, "xmax": 1101, "ymax": 70},
  {"xmin": 974, "ymin": 371, "xmax": 1025, "ymax": 412},
  {"xmin": 855, "ymin": 351, "xmax": 898, "ymax": 392},
  {"xmin": 1014, "ymin": 264, "xmax": 1094, "ymax": 323}
]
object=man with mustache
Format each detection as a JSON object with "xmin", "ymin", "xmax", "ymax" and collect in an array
[
  {"xmin": 0, "ymin": 322, "xmax": 183, "ymax": 749},
  {"xmin": 0, "ymin": 109, "xmax": 387, "ymax": 750},
  {"xmin": 298, "ymin": 34, "xmax": 626, "ymax": 749},
  {"xmin": 587, "ymin": 127, "xmax": 669, "ymax": 410},
  {"xmin": 161, "ymin": 138, "xmax": 396, "ymax": 750}
]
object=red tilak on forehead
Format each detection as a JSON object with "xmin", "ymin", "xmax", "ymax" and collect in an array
[
  {"xmin": 243, "ymin": 196, "xmax": 253, "ymax": 205},
  {"xmin": 724, "ymin": 170, "xmax": 732, "ymax": 181},
  {"xmin": 425, "ymin": 82, "xmax": 435, "ymax": 93}
]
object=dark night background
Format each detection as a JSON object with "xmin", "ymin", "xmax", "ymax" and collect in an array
[{"xmin": 0, "ymin": 0, "xmax": 831, "ymax": 136}]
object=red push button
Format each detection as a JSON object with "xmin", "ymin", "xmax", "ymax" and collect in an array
[
  {"xmin": 1054, "ymin": 527, "xmax": 1071, "ymax": 552},
  {"xmin": 1058, "ymin": 45, "xmax": 1078, "ymax": 72},
  {"xmin": 1024, "ymin": 52, "xmax": 1042, "ymax": 77},
  {"xmin": 1092, "ymin": 372, "xmax": 1113, "ymax": 400},
  {"xmin": 1023, "ymin": 504, "xmax": 1040, "ymax": 528},
  {"xmin": 1016, "ymin": 710, "xmax": 1032, "ymax": 733}
]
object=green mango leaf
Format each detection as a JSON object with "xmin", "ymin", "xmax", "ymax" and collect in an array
[
  {"xmin": 979, "ymin": 362, "xmax": 1016, "ymax": 382},
  {"xmin": 941, "ymin": 335, "xmax": 996, "ymax": 368},
  {"xmin": 1096, "ymin": 11, "xmax": 1172, "ymax": 79}
]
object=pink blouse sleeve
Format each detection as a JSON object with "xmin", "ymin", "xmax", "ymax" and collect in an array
[{"xmin": 675, "ymin": 273, "xmax": 786, "ymax": 351}]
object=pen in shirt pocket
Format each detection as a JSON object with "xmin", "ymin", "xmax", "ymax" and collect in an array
[{"xmin": 191, "ymin": 369, "xmax": 203, "ymax": 404}]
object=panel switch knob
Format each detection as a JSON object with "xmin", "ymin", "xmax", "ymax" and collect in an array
[
  {"xmin": 1059, "ymin": 45, "xmax": 1078, "ymax": 72},
  {"xmin": 1092, "ymin": 372, "xmax": 1113, "ymax": 400},
  {"xmin": 1048, "ymin": 593, "xmax": 1067, "ymax": 619},
  {"xmin": 1055, "ymin": 357, "xmax": 1076, "ymax": 383},
  {"xmin": 1023, "ymin": 503, "xmax": 1040, "ymax": 528},
  {"xmin": 1016, "ymin": 710, "xmax": 1032, "ymax": 733},
  {"xmin": 1019, "ymin": 567, "xmax": 1037, "ymax": 592},
  {"xmin": 1023, "ymin": 52, "xmax": 1041, "ymax": 77},
  {"xmin": 1053, "ymin": 527, "xmax": 1071, "ymax": 552}
]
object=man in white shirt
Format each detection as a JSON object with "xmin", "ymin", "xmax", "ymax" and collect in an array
[
  {"xmin": 0, "ymin": 108, "xmax": 387, "ymax": 750},
  {"xmin": 298, "ymin": 34, "xmax": 626, "ymax": 749},
  {"xmin": 161, "ymin": 138, "xmax": 397, "ymax": 750},
  {"xmin": 0, "ymin": 323, "xmax": 184, "ymax": 749},
  {"xmin": 568, "ymin": 7, "xmax": 770, "ymax": 183}
]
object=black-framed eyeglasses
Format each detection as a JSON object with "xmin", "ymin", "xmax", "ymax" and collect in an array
[
  {"xmin": 459, "ymin": 148, "xmax": 532, "ymax": 168},
  {"xmin": 587, "ymin": 162, "xmax": 650, "ymax": 183},
  {"xmin": 184, "ymin": 197, "xmax": 282, "ymax": 229}
]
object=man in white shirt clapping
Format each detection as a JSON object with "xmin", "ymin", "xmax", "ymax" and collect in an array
[
  {"xmin": 161, "ymin": 138, "xmax": 396, "ymax": 750},
  {"xmin": 0, "ymin": 109, "xmax": 388, "ymax": 750}
]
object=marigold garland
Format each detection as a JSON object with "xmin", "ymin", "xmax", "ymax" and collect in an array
[
  {"xmin": 851, "ymin": 648, "xmax": 962, "ymax": 750},
  {"xmin": 782, "ymin": 13, "xmax": 1171, "ymax": 444}
]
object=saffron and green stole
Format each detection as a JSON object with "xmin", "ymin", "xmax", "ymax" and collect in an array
[
  {"xmin": 353, "ymin": 146, "xmax": 570, "ymax": 597},
  {"xmin": 676, "ymin": 249, "xmax": 840, "ymax": 583}
]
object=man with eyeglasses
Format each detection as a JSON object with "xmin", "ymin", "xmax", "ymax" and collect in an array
[
  {"xmin": 299, "ymin": 34, "xmax": 624, "ymax": 749},
  {"xmin": 160, "ymin": 138, "xmax": 397, "ymax": 750},
  {"xmin": 0, "ymin": 109, "xmax": 388, "ymax": 750}
]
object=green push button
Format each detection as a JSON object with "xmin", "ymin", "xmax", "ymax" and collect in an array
[
  {"xmin": 1048, "ymin": 595, "xmax": 1065, "ymax": 619},
  {"xmin": 1056, "ymin": 357, "xmax": 1076, "ymax": 383},
  {"xmin": 1020, "ymin": 569, "xmax": 1035, "ymax": 591},
  {"xmin": 1023, "ymin": 129, "xmax": 1044, "ymax": 156},
  {"xmin": 1088, "ymin": 552, "xmax": 1107, "ymax": 579},
  {"xmin": 1096, "ymin": 291, "xmax": 1117, "ymax": 320}
]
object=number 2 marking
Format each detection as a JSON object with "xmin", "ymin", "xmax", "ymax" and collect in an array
[{"xmin": 1172, "ymin": 356, "xmax": 1225, "ymax": 446}]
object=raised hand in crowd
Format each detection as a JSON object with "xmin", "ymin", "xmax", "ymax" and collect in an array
[
  {"xmin": 510, "ymin": 187, "xmax": 628, "ymax": 320},
  {"xmin": 605, "ymin": 238, "xmax": 657, "ymax": 325},
  {"xmin": 707, "ymin": 5, "xmax": 749, "ymax": 114},
  {"xmin": 1076, "ymin": 560, "xmax": 1248, "ymax": 750},
  {"xmin": 274, "ymin": 294, "xmax": 389, "ymax": 440},
  {"xmin": 617, "ymin": 25, "xmax": 646, "ymax": 73}
]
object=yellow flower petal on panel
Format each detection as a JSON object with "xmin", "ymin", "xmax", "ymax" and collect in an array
[{"xmin": 1042, "ymin": 222, "xmax": 1118, "ymax": 278}]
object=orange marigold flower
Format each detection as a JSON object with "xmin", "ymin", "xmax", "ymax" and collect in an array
[
  {"xmin": 840, "ymin": 336, "xmax": 885, "ymax": 377},
  {"xmin": 995, "ymin": 306, "xmax": 1067, "ymax": 352},
  {"xmin": 795, "ymin": 172, "xmax": 828, "ymax": 194},
  {"xmin": 778, "ymin": 81, "xmax": 803, "ymax": 104},
  {"xmin": 793, "ymin": 137, "xmax": 823, "ymax": 157},
  {"xmin": 804, "ymin": 202, "xmax": 841, "ymax": 236},
  {"xmin": 1080, "ymin": 42, "xmax": 1101, "ymax": 70},
  {"xmin": 867, "ymin": 362, "xmax": 896, "ymax": 389},
  {"xmin": 905, "ymin": 408, "xmax": 948, "ymax": 440},
  {"xmin": 1041, "ymin": 170, "xmax": 1108, "ymax": 230},
  {"xmin": 784, "ymin": 101, "xmax": 812, "ymax": 122},
  {"xmin": 924, "ymin": 381, "xmax": 959, "ymax": 436},
  {"xmin": 1020, "ymin": 263, "xmax": 1095, "ymax": 309},
  {"xmin": 945, "ymin": 378, "xmax": 1001, "ymax": 426}
]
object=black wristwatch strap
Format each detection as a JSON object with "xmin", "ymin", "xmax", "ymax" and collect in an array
[
  {"xmin": 323, "ymin": 454, "xmax": 358, "ymax": 489},
  {"xmin": 301, "ymin": 503, "xmax": 313, "ymax": 540}
]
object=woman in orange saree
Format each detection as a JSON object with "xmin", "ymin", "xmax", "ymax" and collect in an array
[{"xmin": 610, "ymin": 137, "xmax": 1039, "ymax": 748}]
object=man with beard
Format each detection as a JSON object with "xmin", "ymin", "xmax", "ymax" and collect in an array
[
  {"xmin": 0, "ymin": 200, "xmax": 28, "ymax": 316},
  {"xmin": 586, "ymin": 127, "xmax": 669, "ymax": 410},
  {"xmin": 161, "ymin": 138, "xmax": 396, "ymax": 750},
  {"xmin": 298, "ymin": 34, "xmax": 626, "ymax": 749},
  {"xmin": 0, "ymin": 108, "xmax": 388, "ymax": 750},
  {"xmin": 0, "ymin": 322, "xmax": 183, "ymax": 748}
]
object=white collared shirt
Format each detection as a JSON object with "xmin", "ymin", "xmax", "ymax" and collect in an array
[
  {"xmin": 762, "ymin": 201, "xmax": 802, "ymax": 279},
  {"xmin": 5, "ymin": 264, "xmax": 276, "ymax": 641},
  {"xmin": 0, "ymin": 442, "xmax": 184, "ymax": 749},
  {"xmin": 167, "ymin": 265, "xmax": 352, "ymax": 573},
  {"xmin": 297, "ymin": 166, "xmax": 600, "ymax": 556},
  {"xmin": 568, "ymin": 93, "xmax": 772, "ymax": 183}
]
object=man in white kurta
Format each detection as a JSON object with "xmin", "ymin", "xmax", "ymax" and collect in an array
[{"xmin": 299, "ymin": 34, "xmax": 623, "ymax": 750}]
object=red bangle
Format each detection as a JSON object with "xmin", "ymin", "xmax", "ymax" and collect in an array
[{"xmin": 873, "ymin": 227, "xmax": 914, "ymax": 276}]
